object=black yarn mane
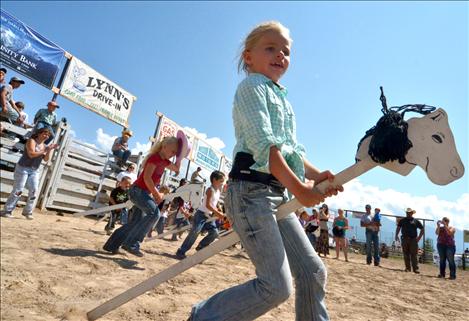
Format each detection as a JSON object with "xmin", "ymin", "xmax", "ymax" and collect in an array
[{"xmin": 357, "ymin": 87, "xmax": 437, "ymax": 164}]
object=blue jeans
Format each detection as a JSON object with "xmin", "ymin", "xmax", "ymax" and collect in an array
[
  {"xmin": 103, "ymin": 186, "xmax": 159, "ymax": 252},
  {"xmin": 178, "ymin": 210, "xmax": 218, "ymax": 255},
  {"xmin": 35, "ymin": 122, "xmax": 55, "ymax": 144},
  {"xmin": 437, "ymin": 243, "xmax": 456, "ymax": 278},
  {"xmin": 3, "ymin": 164, "xmax": 40, "ymax": 215},
  {"xmin": 365, "ymin": 229, "xmax": 380, "ymax": 265},
  {"xmin": 172, "ymin": 217, "xmax": 190, "ymax": 239},
  {"xmin": 122, "ymin": 185, "xmax": 160, "ymax": 249},
  {"xmin": 156, "ymin": 216, "xmax": 166, "ymax": 234},
  {"xmin": 113, "ymin": 149, "xmax": 131, "ymax": 164},
  {"xmin": 191, "ymin": 180, "xmax": 328, "ymax": 321},
  {"xmin": 105, "ymin": 208, "xmax": 128, "ymax": 231},
  {"xmin": 306, "ymin": 232, "xmax": 317, "ymax": 249}
]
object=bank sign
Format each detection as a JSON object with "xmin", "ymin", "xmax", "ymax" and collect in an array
[
  {"xmin": 60, "ymin": 57, "xmax": 136, "ymax": 127},
  {"xmin": 0, "ymin": 9, "xmax": 65, "ymax": 89}
]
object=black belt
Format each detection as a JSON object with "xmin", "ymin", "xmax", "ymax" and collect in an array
[{"xmin": 229, "ymin": 152, "xmax": 285, "ymax": 191}]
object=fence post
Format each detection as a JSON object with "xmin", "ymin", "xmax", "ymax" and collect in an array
[
  {"xmin": 93, "ymin": 153, "xmax": 111, "ymax": 209},
  {"xmin": 39, "ymin": 125, "xmax": 71, "ymax": 210}
]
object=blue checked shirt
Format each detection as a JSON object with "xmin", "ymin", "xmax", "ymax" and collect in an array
[{"xmin": 232, "ymin": 73, "xmax": 307, "ymax": 181}]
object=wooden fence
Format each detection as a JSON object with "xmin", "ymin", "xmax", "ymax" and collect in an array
[{"xmin": 0, "ymin": 121, "xmax": 142, "ymax": 214}]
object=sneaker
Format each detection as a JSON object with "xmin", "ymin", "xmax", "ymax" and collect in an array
[
  {"xmin": 414, "ymin": 270, "xmax": 420, "ymax": 274},
  {"xmin": 122, "ymin": 245, "xmax": 144, "ymax": 257},
  {"xmin": 176, "ymin": 250, "xmax": 186, "ymax": 260},
  {"xmin": 449, "ymin": 276, "xmax": 456, "ymax": 280},
  {"xmin": 22, "ymin": 213, "xmax": 33, "ymax": 220},
  {"xmin": 0, "ymin": 211, "xmax": 13, "ymax": 218},
  {"xmin": 103, "ymin": 245, "xmax": 121, "ymax": 255},
  {"xmin": 437, "ymin": 274, "xmax": 445, "ymax": 278}
]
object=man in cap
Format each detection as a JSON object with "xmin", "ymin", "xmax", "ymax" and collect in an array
[
  {"xmin": 360, "ymin": 204, "xmax": 380, "ymax": 266},
  {"xmin": 112, "ymin": 129, "xmax": 132, "ymax": 168},
  {"xmin": 33, "ymin": 101, "xmax": 60, "ymax": 144},
  {"xmin": 395, "ymin": 208, "xmax": 424, "ymax": 273},
  {"xmin": 1, "ymin": 76, "xmax": 25, "ymax": 124}
]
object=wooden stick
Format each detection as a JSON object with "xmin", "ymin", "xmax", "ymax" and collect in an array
[
  {"xmin": 87, "ymin": 159, "xmax": 377, "ymax": 320},
  {"xmin": 73, "ymin": 200, "xmax": 133, "ymax": 217}
]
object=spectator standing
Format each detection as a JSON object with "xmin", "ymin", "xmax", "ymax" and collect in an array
[
  {"xmin": 436, "ymin": 217, "xmax": 456, "ymax": 280},
  {"xmin": 333, "ymin": 209, "xmax": 349, "ymax": 261},
  {"xmin": 0, "ymin": 128, "xmax": 58, "ymax": 219},
  {"xmin": 1, "ymin": 76, "xmax": 25, "ymax": 124},
  {"xmin": 361, "ymin": 204, "xmax": 380, "ymax": 266},
  {"xmin": 317, "ymin": 204, "xmax": 330, "ymax": 257},
  {"xmin": 33, "ymin": 101, "xmax": 60, "ymax": 144},
  {"xmin": 395, "ymin": 208, "xmax": 424, "ymax": 273},
  {"xmin": 112, "ymin": 129, "xmax": 132, "ymax": 168},
  {"xmin": 305, "ymin": 208, "xmax": 320, "ymax": 249}
]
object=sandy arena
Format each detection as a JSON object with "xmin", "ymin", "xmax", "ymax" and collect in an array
[{"xmin": 1, "ymin": 210, "xmax": 468, "ymax": 321}]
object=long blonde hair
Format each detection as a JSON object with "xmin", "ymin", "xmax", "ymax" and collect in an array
[
  {"xmin": 237, "ymin": 21, "xmax": 292, "ymax": 74},
  {"xmin": 142, "ymin": 136, "xmax": 178, "ymax": 167}
]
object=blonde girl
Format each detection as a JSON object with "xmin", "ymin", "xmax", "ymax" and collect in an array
[
  {"xmin": 186, "ymin": 21, "xmax": 342, "ymax": 321},
  {"xmin": 103, "ymin": 136, "xmax": 180, "ymax": 257}
]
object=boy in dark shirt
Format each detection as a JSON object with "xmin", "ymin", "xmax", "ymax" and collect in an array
[{"xmin": 105, "ymin": 176, "xmax": 131, "ymax": 235}]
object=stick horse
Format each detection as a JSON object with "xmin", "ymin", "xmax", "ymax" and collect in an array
[{"xmin": 87, "ymin": 88, "xmax": 464, "ymax": 321}]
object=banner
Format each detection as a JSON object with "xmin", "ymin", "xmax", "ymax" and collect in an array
[
  {"xmin": 0, "ymin": 9, "xmax": 65, "ymax": 89},
  {"xmin": 194, "ymin": 139, "xmax": 222, "ymax": 172},
  {"xmin": 60, "ymin": 57, "xmax": 136, "ymax": 127},
  {"xmin": 464, "ymin": 230, "xmax": 469, "ymax": 243},
  {"xmin": 156, "ymin": 116, "xmax": 196, "ymax": 160}
]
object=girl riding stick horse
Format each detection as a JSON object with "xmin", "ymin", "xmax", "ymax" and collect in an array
[
  {"xmin": 103, "ymin": 135, "xmax": 183, "ymax": 257},
  {"xmin": 186, "ymin": 21, "xmax": 343, "ymax": 321}
]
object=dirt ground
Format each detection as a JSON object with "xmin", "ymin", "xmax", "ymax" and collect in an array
[{"xmin": 1, "ymin": 209, "xmax": 468, "ymax": 321}]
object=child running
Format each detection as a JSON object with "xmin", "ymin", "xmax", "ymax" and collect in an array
[
  {"xmin": 103, "ymin": 135, "xmax": 181, "ymax": 257},
  {"xmin": 185, "ymin": 21, "xmax": 342, "ymax": 321},
  {"xmin": 176, "ymin": 170, "xmax": 226, "ymax": 259}
]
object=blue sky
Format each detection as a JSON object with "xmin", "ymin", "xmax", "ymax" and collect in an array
[{"xmin": 2, "ymin": 2, "xmax": 468, "ymax": 233}]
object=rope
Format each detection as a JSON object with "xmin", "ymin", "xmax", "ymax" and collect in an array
[{"xmin": 358, "ymin": 87, "xmax": 437, "ymax": 164}]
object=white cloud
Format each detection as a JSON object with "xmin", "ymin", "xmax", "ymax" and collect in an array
[
  {"xmin": 131, "ymin": 141, "xmax": 152, "ymax": 155},
  {"xmin": 325, "ymin": 179, "xmax": 469, "ymax": 229},
  {"xmin": 74, "ymin": 141, "xmax": 100, "ymax": 155},
  {"xmin": 184, "ymin": 127, "xmax": 226, "ymax": 151},
  {"xmin": 96, "ymin": 128, "xmax": 117, "ymax": 152}
]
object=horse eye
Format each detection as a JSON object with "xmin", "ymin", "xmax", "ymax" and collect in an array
[{"xmin": 431, "ymin": 134, "xmax": 443, "ymax": 144}]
